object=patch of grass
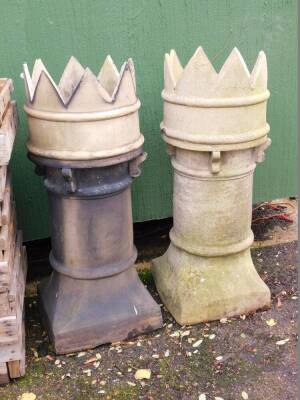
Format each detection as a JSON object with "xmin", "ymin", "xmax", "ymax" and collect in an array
[
  {"xmin": 106, "ymin": 382, "xmax": 140, "ymax": 399},
  {"xmin": 158, "ymin": 357, "xmax": 189, "ymax": 398},
  {"xmin": 138, "ymin": 269, "xmax": 154, "ymax": 286}
]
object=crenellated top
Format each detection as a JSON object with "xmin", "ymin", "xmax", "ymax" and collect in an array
[
  {"xmin": 161, "ymin": 47, "xmax": 270, "ymax": 152},
  {"xmin": 163, "ymin": 47, "xmax": 268, "ymax": 101},
  {"xmin": 22, "ymin": 56, "xmax": 137, "ymax": 112},
  {"xmin": 22, "ymin": 56, "xmax": 143, "ymax": 161}
]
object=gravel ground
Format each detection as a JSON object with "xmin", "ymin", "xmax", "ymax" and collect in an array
[{"xmin": 0, "ymin": 202, "xmax": 298, "ymax": 400}]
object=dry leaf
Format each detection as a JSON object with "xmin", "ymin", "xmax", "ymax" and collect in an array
[
  {"xmin": 276, "ymin": 338, "xmax": 289, "ymax": 346},
  {"xmin": 216, "ymin": 356, "xmax": 223, "ymax": 361},
  {"xmin": 266, "ymin": 318, "xmax": 277, "ymax": 327},
  {"xmin": 31, "ymin": 348, "xmax": 39, "ymax": 358},
  {"xmin": 277, "ymin": 297, "xmax": 282, "ymax": 308},
  {"xmin": 220, "ymin": 318, "xmax": 227, "ymax": 324},
  {"xmin": 209, "ymin": 334, "xmax": 216, "ymax": 340},
  {"xmin": 192, "ymin": 339, "xmax": 203, "ymax": 348},
  {"xmin": 83, "ymin": 369, "xmax": 92, "ymax": 376},
  {"xmin": 199, "ymin": 394, "xmax": 207, "ymax": 400},
  {"xmin": 215, "ymin": 397, "xmax": 224, "ymax": 400},
  {"xmin": 134, "ymin": 369, "xmax": 151, "ymax": 380},
  {"xmin": 21, "ymin": 394, "xmax": 36, "ymax": 400},
  {"xmin": 181, "ymin": 330, "xmax": 190, "ymax": 337},
  {"xmin": 77, "ymin": 351, "xmax": 86, "ymax": 358},
  {"xmin": 127, "ymin": 381, "xmax": 136, "ymax": 387},
  {"xmin": 242, "ymin": 391, "xmax": 249, "ymax": 399},
  {"xmin": 84, "ymin": 356, "xmax": 98, "ymax": 365}
]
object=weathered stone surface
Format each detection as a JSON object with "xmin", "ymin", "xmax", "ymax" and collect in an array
[
  {"xmin": 153, "ymin": 246, "xmax": 270, "ymax": 325},
  {"xmin": 22, "ymin": 57, "xmax": 143, "ymax": 160},
  {"xmin": 152, "ymin": 47, "xmax": 271, "ymax": 323}
]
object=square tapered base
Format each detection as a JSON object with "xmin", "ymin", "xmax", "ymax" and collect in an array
[
  {"xmin": 39, "ymin": 268, "xmax": 163, "ymax": 354},
  {"xmin": 152, "ymin": 244, "xmax": 271, "ymax": 325}
]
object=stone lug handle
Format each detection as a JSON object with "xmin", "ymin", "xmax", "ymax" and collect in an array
[
  {"xmin": 61, "ymin": 168, "xmax": 77, "ymax": 193},
  {"xmin": 254, "ymin": 137, "xmax": 272, "ymax": 163},
  {"xmin": 34, "ymin": 164, "xmax": 46, "ymax": 177},
  {"xmin": 129, "ymin": 152, "xmax": 147, "ymax": 177},
  {"xmin": 210, "ymin": 151, "xmax": 221, "ymax": 174}
]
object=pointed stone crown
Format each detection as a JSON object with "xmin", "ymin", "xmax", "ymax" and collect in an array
[
  {"xmin": 162, "ymin": 47, "xmax": 270, "ymax": 151},
  {"xmin": 23, "ymin": 55, "xmax": 138, "ymax": 111},
  {"xmin": 22, "ymin": 56, "xmax": 143, "ymax": 161},
  {"xmin": 164, "ymin": 47, "xmax": 268, "ymax": 99}
]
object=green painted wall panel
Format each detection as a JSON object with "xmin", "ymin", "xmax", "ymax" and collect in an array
[{"xmin": 0, "ymin": 0, "xmax": 297, "ymax": 240}]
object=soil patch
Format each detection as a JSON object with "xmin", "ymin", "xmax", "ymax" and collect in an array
[{"xmin": 0, "ymin": 241, "xmax": 297, "ymax": 400}]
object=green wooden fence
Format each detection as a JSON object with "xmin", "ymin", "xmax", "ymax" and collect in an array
[{"xmin": 0, "ymin": 0, "xmax": 297, "ymax": 240}]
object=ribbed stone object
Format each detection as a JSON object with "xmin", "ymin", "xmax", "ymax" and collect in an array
[
  {"xmin": 22, "ymin": 56, "xmax": 162, "ymax": 353},
  {"xmin": 152, "ymin": 47, "xmax": 271, "ymax": 324}
]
